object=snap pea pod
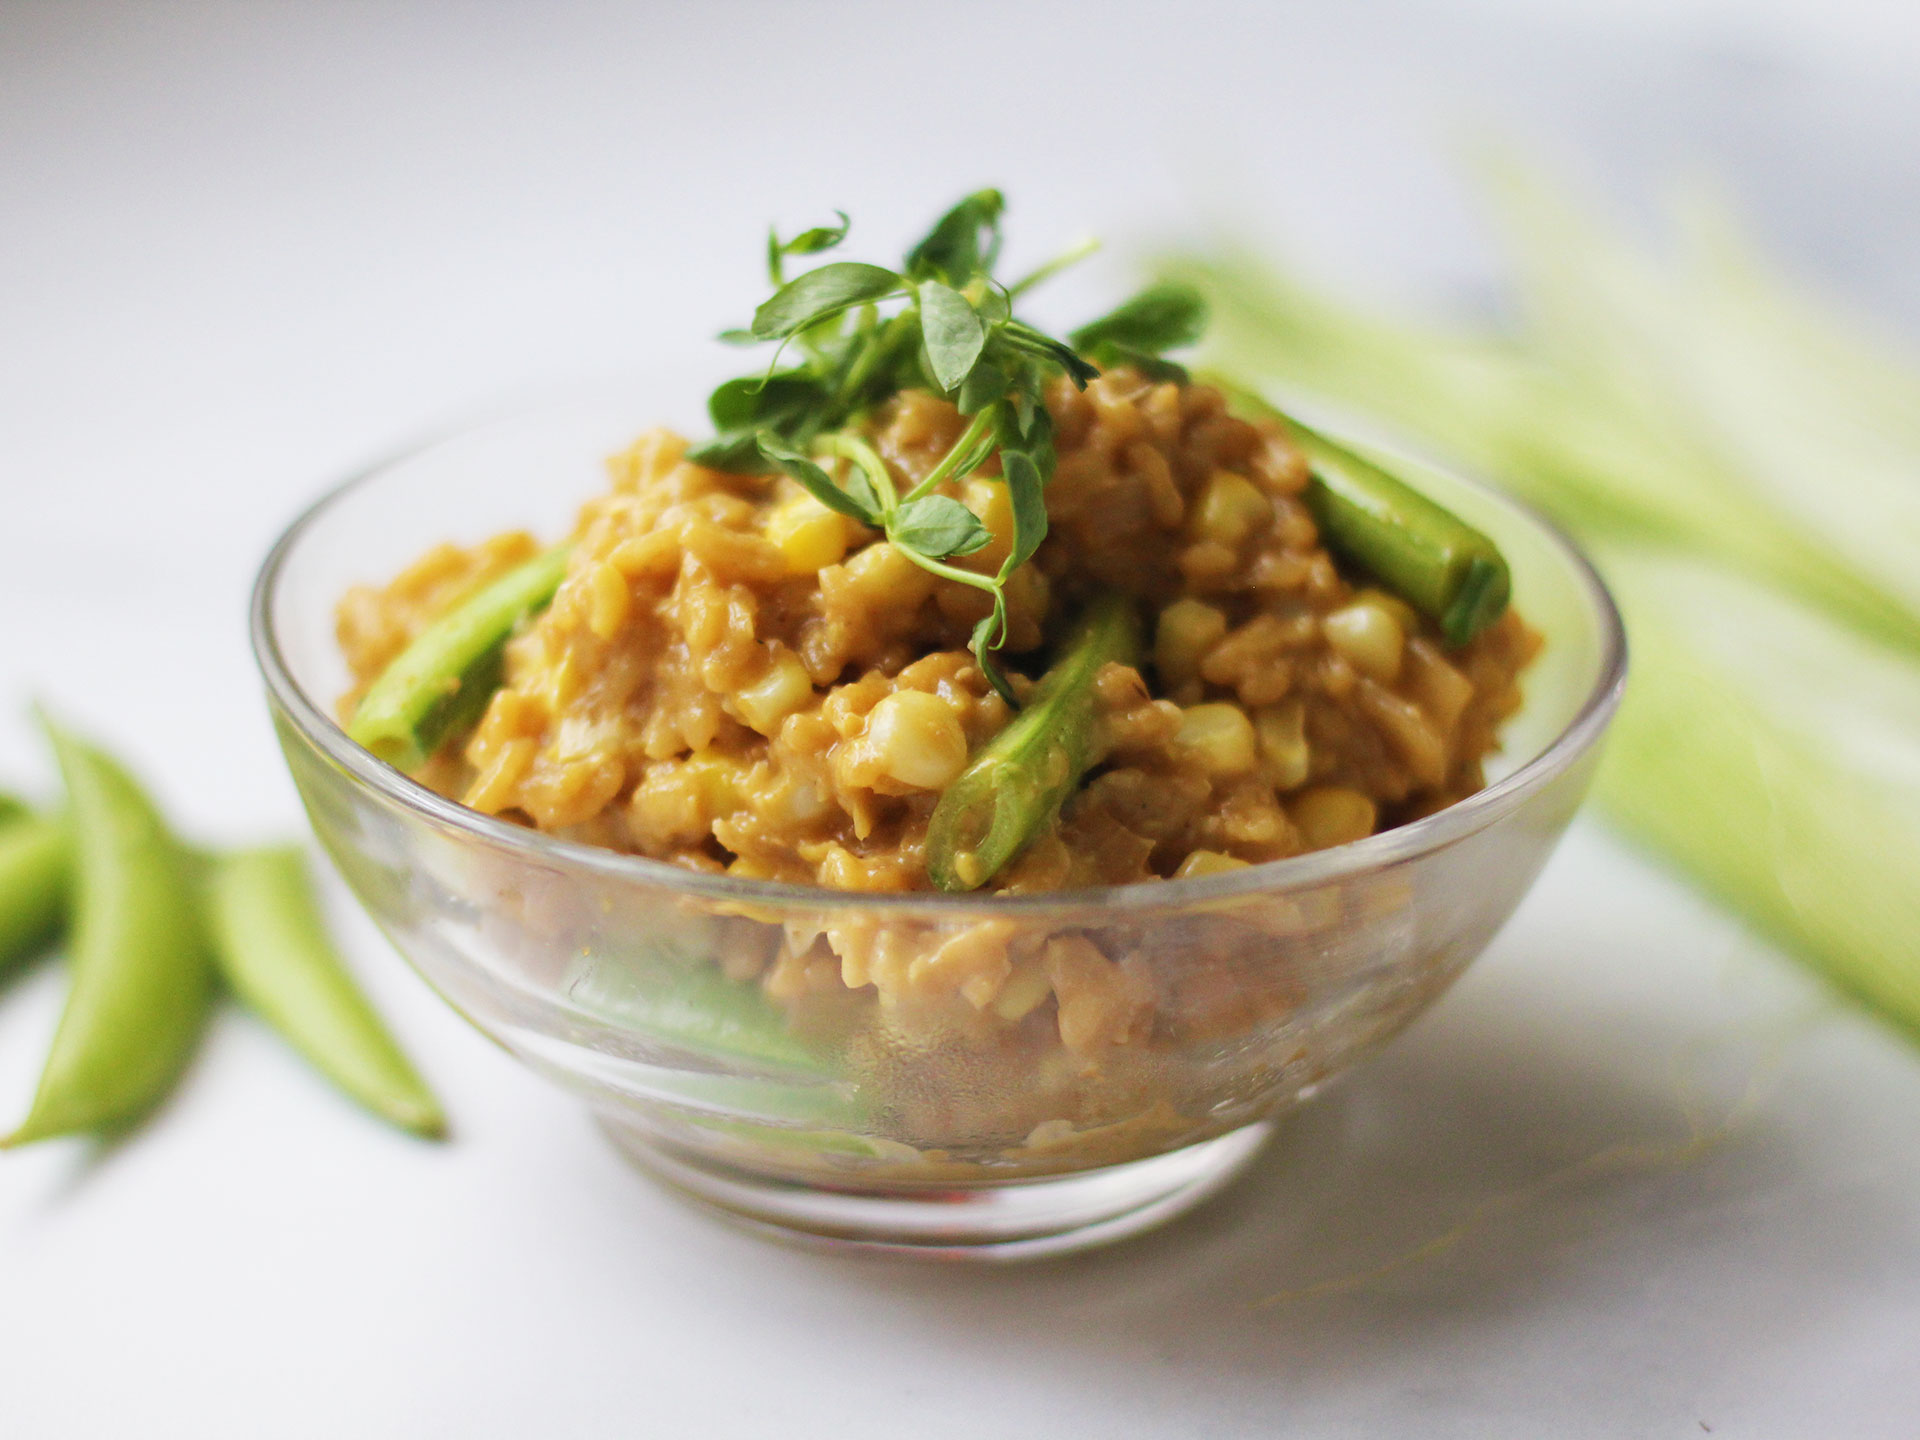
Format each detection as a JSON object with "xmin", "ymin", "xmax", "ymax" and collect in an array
[
  {"xmin": 926, "ymin": 592, "xmax": 1142, "ymax": 892},
  {"xmin": 1212, "ymin": 379, "xmax": 1511, "ymax": 645},
  {"xmin": 6, "ymin": 719, "xmax": 216, "ymax": 1146},
  {"xmin": 347, "ymin": 543, "xmax": 571, "ymax": 770},
  {"xmin": 204, "ymin": 845, "xmax": 445, "ymax": 1138},
  {"xmin": 0, "ymin": 810, "xmax": 68, "ymax": 976}
]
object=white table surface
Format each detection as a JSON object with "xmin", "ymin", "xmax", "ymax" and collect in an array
[{"xmin": 5, "ymin": 4, "xmax": 1919, "ymax": 1435}]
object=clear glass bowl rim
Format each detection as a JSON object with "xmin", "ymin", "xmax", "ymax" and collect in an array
[{"xmin": 249, "ymin": 404, "xmax": 1629, "ymax": 920}]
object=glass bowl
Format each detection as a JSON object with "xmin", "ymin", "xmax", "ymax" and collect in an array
[{"xmin": 250, "ymin": 389, "xmax": 1625, "ymax": 1260}]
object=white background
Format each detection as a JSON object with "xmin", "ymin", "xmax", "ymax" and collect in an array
[{"xmin": 4, "ymin": 3, "xmax": 1919, "ymax": 1435}]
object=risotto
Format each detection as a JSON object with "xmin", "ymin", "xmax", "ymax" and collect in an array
[
  {"xmin": 332, "ymin": 194, "xmax": 1536, "ymax": 1134},
  {"xmin": 341, "ymin": 374, "xmax": 1533, "ymax": 893}
]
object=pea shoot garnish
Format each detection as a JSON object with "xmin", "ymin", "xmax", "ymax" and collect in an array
[{"xmin": 687, "ymin": 190, "xmax": 1208, "ymax": 704}]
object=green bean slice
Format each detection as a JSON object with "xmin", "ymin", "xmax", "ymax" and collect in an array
[
  {"xmin": 204, "ymin": 845, "xmax": 445, "ymax": 1138},
  {"xmin": 347, "ymin": 544, "xmax": 571, "ymax": 770},
  {"xmin": 1297, "ymin": 426, "xmax": 1511, "ymax": 646},
  {"xmin": 1210, "ymin": 378, "xmax": 1511, "ymax": 645},
  {"xmin": 0, "ymin": 811, "xmax": 68, "ymax": 977},
  {"xmin": 6, "ymin": 719, "xmax": 216, "ymax": 1146},
  {"xmin": 926, "ymin": 592, "xmax": 1142, "ymax": 892}
]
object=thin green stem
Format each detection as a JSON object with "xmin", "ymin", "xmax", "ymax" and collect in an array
[
  {"xmin": 816, "ymin": 433, "xmax": 899, "ymax": 512},
  {"xmin": 902, "ymin": 405, "xmax": 1001, "ymax": 503},
  {"xmin": 1008, "ymin": 236, "xmax": 1101, "ymax": 298},
  {"xmin": 832, "ymin": 307, "xmax": 907, "ymax": 405},
  {"xmin": 893, "ymin": 547, "xmax": 1000, "ymax": 594}
]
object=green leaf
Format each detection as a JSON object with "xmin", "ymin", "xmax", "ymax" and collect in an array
[
  {"xmin": 1069, "ymin": 281, "xmax": 1209, "ymax": 358},
  {"xmin": 769, "ymin": 210, "xmax": 851, "ymax": 285},
  {"xmin": 957, "ymin": 358, "xmax": 1010, "ymax": 415},
  {"xmin": 891, "ymin": 495, "xmax": 991, "ymax": 558},
  {"xmin": 999, "ymin": 445, "xmax": 1050, "ymax": 573},
  {"xmin": 685, "ymin": 429, "xmax": 773, "ymax": 474},
  {"xmin": 1003, "ymin": 320, "xmax": 1100, "ymax": 388},
  {"xmin": 757, "ymin": 434, "xmax": 883, "ymax": 524},
  {"xmin": 707, "ymin": 371, "xmax": 826, "ymax": 433},
  {"xmin": 752, "ymin": 263, "xmax": 903, "ymax": 341},
  {"xmin": 718, "ymin": 327, "xmax": 760, "ymax": 346},
  {"xmin": 1089, "ymin": 343, "xmax": 1190, "ymax": 383},
  {"xmin": 904, "ymin": 190, "xmax": 1006, "ymax": 281},
  {"xmin": 919, "ymin": 281, "xmax": 988, "ymax": 392}
]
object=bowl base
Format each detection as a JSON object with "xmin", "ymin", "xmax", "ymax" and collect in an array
[{"xmin": 597, "ymin": 1118, "xmax": 1275, "ymax": 1262}]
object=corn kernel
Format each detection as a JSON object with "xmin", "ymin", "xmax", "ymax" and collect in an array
[
  {"xmin": 683, "ymin": 750, "xmax": 745, "ymax": 812},
  {"xmin": 992, "ymin": 961, "xmax": 1054, "ymax": 1022},
  {"xmin": 733, "ymin": 651, "xmax": 815, "ymax": 735},
  {"xmin": 842, "ymin": 541, "xmax": 938, "ymax": 608},
  {"xmin": 1255, "ymin": 699, "xmax": 1312, "ymax": 790},
  {"xmin": 963, "ymin": 478, "xmax": 1016, "ymax": 570},
  {"xmin": 1174, "ymin": 849, "xmax": 1251, "ymax": 879},
  {"xmin": 1291, "ymin": 785, "xmax": 1377, "ymax": 850},
  {"xmin": 764, "ymin": 495, "xmax": 852, "ymax": 574},
  {"xmin": 1176, "ymin": 702, "xmax": 1259, "ymax": 776},
  {"xmin": 1323, "ymin": 599, "xmax": 1405, "ymax": 682},
  {"xmin": 1355, "ymin": 586, "xmax": 1419, "ymax": 633},
  {"xmin": 862, "ymin": 690, "xmax": 969, "ymax": 790},
  {"xmin": 586, "ymin": 561, "xmax": 630, "ymax": 640},
  {"xmin": 1191, "ymin": 470, "xmax": 1270, "ymax": 548},
  {"xmin": 1155, "ymin": 599, "xmax": 1228, "ymax": 688}
]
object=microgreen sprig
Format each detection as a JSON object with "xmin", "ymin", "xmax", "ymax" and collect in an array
[{"xmin": 687, "ymin": 191, "xmax": 1208, "ymax": 704}]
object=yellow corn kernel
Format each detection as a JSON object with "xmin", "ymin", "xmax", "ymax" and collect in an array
[
  {"xmin": 992, "ymin": 960, "xmax": 1054, "ymax": 1022},
  {"xmin": 1191, "ymin": 470, "xmax": 1270, "ymax": 548},
  {"xmin": 862, "ymin": 689, "xmax": 969, "ymax": 790},
  {"xmin": 1176, "ymin": 702, "xmax": 1259, "ymax": 776},
  {"xmin": 1323, "ymin": 599, "xmax": 1405, "ymax": 682},
  {"xmin": 1174, "ymin": 849, "xmax": 1251, "ymax": 879},
  {"xmin": 1403, "ymin": 638, "xmax": 1475, "ymax": 732},
  {"xmin": 764, "ymin": 495, "xmax": 852, "ymax": 574},
  {"xmin": 841, "ymin": 541, "xmax": 939, "ymax": 608},
  {"xmin": 1291, "ymin": 785, "xmax": 1377, "ymax": 850},
  {"xmin": 1154, "ymin": 599, "xmax": 1228, "ymax": 687},
  {"xmin": 754, "ymin": 767, "xmax": 833, "ymax": 828},
  {"xmin": 682, "ymin": 750, "xmax": 746, "ymax": 812},
  {"xmin": 963, "ymin": 478, "xmax": 1016, "ymax": 570},
  {"xmin": 733, "ymin": 650, "xmax": 815, "ymax": 736},
  {"xmin": 586, "ymin": 561, "xmax": 630, "ymax": 640},
  {"xmin": 1355, "ymin": 586, "xmax": 1419, "ymax": 633},
  {"xmin": 1255, "ymin": 699, "xmax": 1312, "ymax": 790}
]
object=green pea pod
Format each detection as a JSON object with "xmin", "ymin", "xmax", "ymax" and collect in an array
[
  {"xmin": 204, "ymin": 845, "xmax": 446, "ymax": 1138},
  {"xmin": 6, "ymin": 718, "xmax": 217, "ymax": 1146},
  {"xmin": 0, "ymin": 810, "xmax": 69, "ymax": 976},
  {"xmin": 347, "ymin": 544, "xmax": 571, "ymax": 770},
  {"xmin": 1297, "ymin": 425, "xmax": 1512, "ymax": 646},
  {"xmin": 1208, "ymin": 376, "xmax": 1512, "ymax": 645},
  {"xmin": 926, "ymin": 592, "xmax": 1142, "ymax": 891}
]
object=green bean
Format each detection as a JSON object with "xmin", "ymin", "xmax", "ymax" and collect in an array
[
  {"xmin": 5, "ymin": 719, "xmax": 216, "ymax": 1146},
  {"xmin": 204, "ymin": 845, "xmax": 445, "ymax": 1138},
  {"xmin": 1211, "ymin": 379, "xmax": 1511, "ymax": 645},
  {"xmin": 0, "ymin": 810, "xmax": 68, "ymax": 976},
  {"xmin": 926, "ymin": 591, "xmax": 1142, "ymax": 892},
  {"xmin": 348, "ymin": 544, "xmax": 571, "ymax": 770},
  {"xmin": 1298, "ymin": 426, "xmax": 1511, "ymax": 645}
]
